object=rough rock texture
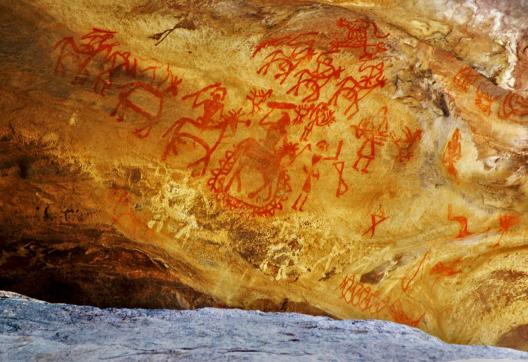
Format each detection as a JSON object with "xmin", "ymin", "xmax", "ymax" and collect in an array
[
  {"xmin": 2, "ymin": 0, "xmax": 528, "ymax": 350},
  {"xmin": 1, "ymin": 291, "xmax": 528, "ymax": 361}
]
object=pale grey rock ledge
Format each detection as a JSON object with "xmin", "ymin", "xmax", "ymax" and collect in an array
[{"xmin": 1, "ymin": 291, "xmax": 527, "ymax": 362}]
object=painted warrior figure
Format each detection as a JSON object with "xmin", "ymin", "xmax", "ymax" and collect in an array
[
  {"xmin": 352, "ymin": 106, "xmax": 389, "ymax": 173},
  {"xmin": 292, "ymin": 140, "xmax": 343, "ymax": 211}
]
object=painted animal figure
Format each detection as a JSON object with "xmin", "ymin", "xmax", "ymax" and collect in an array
[
  {"xmin": 287, "ymin": 52, "xmax": 343, "ymax": 103},
  {"xmin": 111, "ymin": 70, "xmax": 182, "ymax": 138},
  {"xmin": 225, "ymin": 140, "xmax": 298, "ymax": 202},
  {"xmin": 328, "ymin": 61, "xmax": 385, "ymax": 119},
  {"xmin": 257, "ymin": 46, "xmax": 315, "ymax": 84},
  {"xmin": 93, "ymin": 51, "xmax": 138, "ymax": 95},
  {"xmin": 162, "ymin": 83, "xmax": 248, "ymax": 176},
  {"xmin": 54, "ymin": 28, "xmax": 120, "ymax": 83}
]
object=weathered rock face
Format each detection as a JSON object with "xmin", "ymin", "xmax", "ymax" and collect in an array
[
  {"xmin": 1, "ymin": 0, "xmax": 528, "ymax": 349},
  {"xmin": 2, "ymin": 291, "xmax": 528, "ymax": 362}
]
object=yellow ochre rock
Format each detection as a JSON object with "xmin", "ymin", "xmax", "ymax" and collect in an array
[{"xmin": 1, "ymin": 0, "xmax": 528, "ymax": 350}]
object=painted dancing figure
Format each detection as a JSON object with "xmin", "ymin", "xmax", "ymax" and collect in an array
[
  {"xmin": 352, "ymin": 106, "xmax": 389, "ymax": 173},
  {"xmin": 292, "ymin": 140, "xmax": 343, "ymax": 211}
]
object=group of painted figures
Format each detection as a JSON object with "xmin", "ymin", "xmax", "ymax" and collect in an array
[{"xmin": 53, "ymin": 18, "xmax": 423, "ymax": 217}]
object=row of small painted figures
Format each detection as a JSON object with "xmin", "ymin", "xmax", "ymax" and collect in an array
[
  {"xmin": 253, "ymin": 18, "xmax": 389, "ymax": 118},
  {"xmin": 52, "ymin": 25, "xmax": 418, "ymax": 216}
]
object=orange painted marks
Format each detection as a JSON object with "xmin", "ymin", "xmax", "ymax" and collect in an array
[
  {"xmin": 111, "ymin": 70, "xmax": 182, "ymax": 138},
  {"xmin": 352, "ymin": 106, "xmax": 389, "ymax": 173},
  {"xmin": 492, "ymin": 213, "xmax": 521, "ymax": 247},
  {"xmin": 254, "ymin": 32, "xmax": 318, "ymax": 85},
  {"xmin": 401, "ymin": 252, "xmax": 429, "ymax": 293},
  {"xmin": 161, "ymin": 83, "xmax": 249, "ymax": 177},
  {"xmin": 287, "ymin": 52, "xmax": 344, "ymax": 103},
  {"xmin": 246, "ymin": 88, "xmax": 273, "ymax": 114},
  {"xmin": 333, "ymin": 161, "xmax": 349, "ymax": 197},
  {"xmin": 330, "ymin": 18, "xmax": 389, "ymax": 60},
  {"xmin": 253, "ymin": 17, "xmax": 388, "ymax": 122},
  {"xmin": 298, "ymin": 102, "xmax": 335, "ymax": 142},
  {"xmin": 252, "ymin": 31, "xmax": 319, "ymax": 59},
  {"xmin": 54, "ymin": 28, "xmax": 120, "ymax": 80},
  {"xmin": 430, "ymin": 258, "xmax": 463, "ymax": 277},
  {"xmin": 447, "ymin": 204, "xmax": 472, "ymax": 239},
  {"xmin": 474, "ymin": 86, "xmax": 498, "ymax": 116},
  {"xmin": 442, "ymin": 129, "xmax": 462, "ymax": 178},
  {"xmin": 291, "ymin": 140, "xmax": 343, "ymax": 211},
  {"xmin": 340, "ymin": 274, "xmax": 425, "ymax": 327},
  {"xmin": 362, "ymin": 208, "xmax": 389, "ymax": 238},
  {"xmin": 246, "ymin": 19, "xmax": 391, "ymax": 214},
  {"xmin": 339, "ymin": 274, "xmax": 389, "ymax": 315},
  {"xmin": 54, "ymin": 28, "xmax": 183, "ymax": 138},
  {"xmin": 498, "ymin": 91, "xmax": 528, "ymax": 120},
  {"xmin": 499, "ymin": 213, "xmax": 521, "ymax": 233},
  {"xmin": 327, "ymin": 60, "xmax": 386, "ymax": 120},
  {"xmin": 208, "ymin": 141, "xmax": 296, "ymax": 216},
  {"xmin": 206, "ymin": 100, "xmax": 298, "ymax": 216},
  {"xmin": 391, "ymin": 127, "xmax": 422, "ymax": 162},
  {"xmin": 452, "ymin": 66, "xmax": 479, "ymax": 92},
  {"xmin": 53, "ymin": 20, "xmax": 393, "ymax": 219},
  {"xmin": 388, "ymin": 300, "xmax": 424, "ymax": 328}
]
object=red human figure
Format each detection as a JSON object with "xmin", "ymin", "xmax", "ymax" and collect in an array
[
  {"xmin": 287, "ymin": 52, "xmax": 343, "ymax": 103},
  {"xmin": 328, "ymin": 60, "xmax": 386, "ymax": 119},
  {"xmin": 357, "ymin": 60, "xmax": 387, "ymax": 88},
  {"xmin": 328, "ymin": 75, "xmax": 362, "ymax": 117},
  {"xmin": 291, "ymin": 140, "xmax": 343, "ymax": 211},
  {"xmin": 391, "ymin": 127, "xmax": 422, "ymax": 162},
  {"xmin": 452, "ymin": 66, "xmax": 479, "ymax": 92},
  {"xmin": 330, "ymin": 18, "xmax": 389, "ymax": 60},
  {"xmin": 257, "ymin": 46, "xmax": 316, "ymax": 85},
  {"xmin": 246, "ymin": 88, "xmax": 273, "ymax": 114},
  {"xmin": 257, "ymin": 101, "xmax": 297, "ymax": 151},
  {"xmin": 111, "ymin": 70, "xmax": 182, "ymax": 138},
  {"xmin": 352, "ymin": 106, "xmax": 389, "ymax": 173},
  {"xmin": 299, "ymin": 102, "xmax": 335, "ymax": 142},
  {"xmin": 333, "ymin": 161, "xmax": 349, "ymax": 197},
  {"xmin": 498, "ymin": 91, "xmax": 528, "ymax": 120},
  {"xmin": 162, "ymin": 83, "xmax": 247, "ymax": 176},
  {"xmin": 447, "ymin": 204, "xmax": 472, "ymax": 239},
  {"xmin": 163, "ymin": 82, "xmax": 226, "ymax": 145},
  {"xmin": 292, "ymin": 103, "xmax": 314, "ymax": 125},
  {"xmin": 442, "ymin": 129, "xmax": 461, "ymax": 178},
  {"xmin": 252, "ymin": 31, "xmax": 319, "ymax": 58},
  {"xmin": 362, "ymin": 208, "xmax": 388, "ymax": 237},
  {"xmin": 254, "ymin": 32, "xmax": 318, "ymax": 85}
]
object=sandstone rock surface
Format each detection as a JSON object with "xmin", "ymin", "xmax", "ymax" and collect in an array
[{"xmin": 1, "ymin": 0, "xmax": 528, "ymax": 349}]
